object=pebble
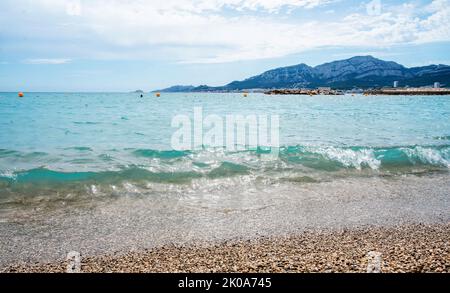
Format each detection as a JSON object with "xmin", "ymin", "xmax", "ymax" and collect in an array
[{"xmin": 3, "ymin": 223, "xmax": 449, "ymax": 273}]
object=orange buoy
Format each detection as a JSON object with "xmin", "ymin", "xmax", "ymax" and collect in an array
[
  {"xmin": 155, "ymin": 92, "xmax": 161, "ymax": 97},
  {"xmin": 18, "ymin": 92, "xmax": 24, "ymax": 98},
  {"xmin": 243, "ymin": 93, "xmax": 248, "ymax": 97}
]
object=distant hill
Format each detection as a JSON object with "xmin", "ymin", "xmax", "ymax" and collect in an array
[
  {"xmin": 157, "ymin": 56, "xmax": 450, "ymax": 91},
  {"xmin": 154, "ymin": 85, "xmax": 196, "ymax": 93}
]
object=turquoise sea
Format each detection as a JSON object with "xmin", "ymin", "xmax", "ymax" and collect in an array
[
  {"xmin": 0, "ymin": 92, "xmax": 449, "ymax": 207},
  {"xmin": 1, "ymin": 92, "xmax": 450, "ymax": 266}
]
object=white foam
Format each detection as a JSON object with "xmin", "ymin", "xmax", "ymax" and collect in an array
[
  {"xmin": 312, "ymin": 147, "xmax": 381, "ymax": 170},
  {"xmin": 403, "ymin": 146, "xmax": 450, "ymax": 168},
  {"xmin": 0, "ymin": 169, "xmax": 17, "ymax": 180},
  {"xmin": 90, "ymin": 185, "xmax": 98, "ymax": 195}
]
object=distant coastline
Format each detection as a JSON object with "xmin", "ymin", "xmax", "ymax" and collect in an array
[
  {"xmin": 366, "ymin": 88, "xmax": 450, "ymax": 95},
  {"xmin": 155, "ymin": 56, "xmax": 450, "ymax": 93},
  {"xmin": 265, "ymin": 87, "xmax": 450, "ymax": 96},
  {"xmin": 149, "ymin": 87, "xmax": 450, "ymax": 96}
]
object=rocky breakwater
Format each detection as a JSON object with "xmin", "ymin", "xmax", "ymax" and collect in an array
[{"xmin": 265, "ymin": 88, "xmax": 343, "ymax": 95}]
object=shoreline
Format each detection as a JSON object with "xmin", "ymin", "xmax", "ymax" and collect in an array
[
  {"xmin": 1, "ymin": 173, "xmax": 449, "ymax": 270},
  {"xmin": 3, "ymin": 223, "xmax": 449, "ymax": 273}
]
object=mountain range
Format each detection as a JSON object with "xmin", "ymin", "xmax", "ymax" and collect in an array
[{"xmin": 156, "ymin": 56, "xmax": 450, "ymax": 92}]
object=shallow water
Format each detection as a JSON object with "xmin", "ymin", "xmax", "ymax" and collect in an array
[{"xmin": 0, "ymin": 174, "xmax": 449, "ymax": 266}]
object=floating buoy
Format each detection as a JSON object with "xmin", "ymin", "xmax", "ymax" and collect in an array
[
  {"xmin": 155, "ymin": 92, "xmax": 161, "ymax": 97},
  {"xmin": 243, "ymin": 93, "xmax": 248, "ymax": 97},
  {"xmin": 18, "ymin": 92, "xmax": 24, "ymax": 98}
]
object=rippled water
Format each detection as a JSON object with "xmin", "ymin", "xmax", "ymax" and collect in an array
[{"xmin": 0, "ymin": 92, "xmax": 449, "ymax": 207}]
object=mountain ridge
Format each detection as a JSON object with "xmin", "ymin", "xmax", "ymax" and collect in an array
[{"xmin": 155, "ymin": 56, "xmax": 450, "ymax": 92}]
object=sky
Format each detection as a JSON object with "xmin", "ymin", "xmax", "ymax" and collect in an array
[{"xmin": 0, "ymin": 0, "xmax": 449, "ymax": 92}]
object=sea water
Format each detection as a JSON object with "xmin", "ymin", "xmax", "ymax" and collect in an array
[
  {"xmin": 0, "ymin": 92, "xmax": 449, "ymax": 265},
  {"xmin": 1, "ymin": 92, "xmax": 449, "ymax": 199}
]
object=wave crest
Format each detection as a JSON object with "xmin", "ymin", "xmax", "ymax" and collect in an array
[{"xmin": 0, "ymin": 145, "xmax": 448, "ymax": 187}]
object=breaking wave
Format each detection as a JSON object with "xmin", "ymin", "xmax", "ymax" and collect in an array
[
  {"xmin": 280, "ymin": 145, "xmax": 450, "ymax": 170},
  {"xmin": 0, "ymin": 144, "xmax": 448, "ymax": 203},
  {"xmin": 0, "ymin": 145, "xmax": 449, "ymax": 182}
]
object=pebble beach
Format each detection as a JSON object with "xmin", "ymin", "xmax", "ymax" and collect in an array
[{"xmin": 4, "ymin": 223, "xmax": 449, "ymax": 273}]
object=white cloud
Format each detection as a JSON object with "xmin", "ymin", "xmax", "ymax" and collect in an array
[
  {"xmin": 23, "ymin": 58, "xmax": 72, "ymax": 65},
  {"xmin": 342, "ymin": 0, "xmax": 450, "ymax": 46},
  {"xmin": 1, "ymin": 0, "xmax": 449, "ymax": 64},
  {"xmin": 66, "ymin": 0, "xmax": 82, "ymax": 16},
  {"xmin": 331, "ymin": 51, "xmax": 402, "ymax": 58},
  {"xmin": 35, "ymin": 0, "xmax": 334, "ymax": 15}
]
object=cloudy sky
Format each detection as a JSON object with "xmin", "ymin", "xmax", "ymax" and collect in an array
[{"xmin": 0, "ymin": 0, "xmax": 449, "ymax": 91}]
